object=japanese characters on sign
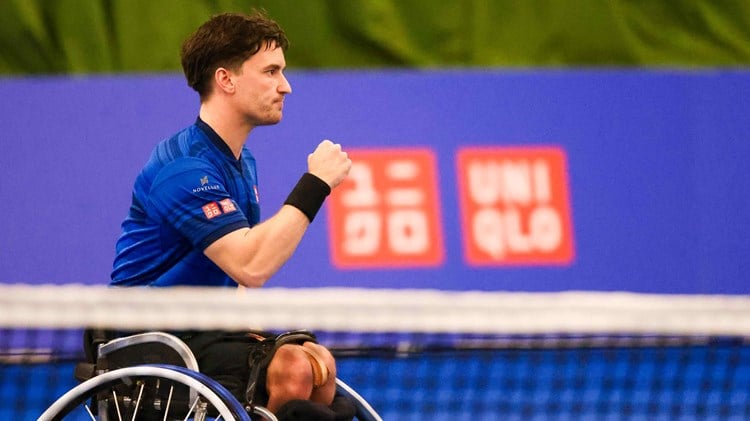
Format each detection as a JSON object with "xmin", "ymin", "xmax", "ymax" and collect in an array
[
  {"xmin": 327, "ymin": 148, "xmax": 444, "ymax": 268},
  {"xmin": 328, "ymin": 146, "xmax": 574, "ymax": 269}
]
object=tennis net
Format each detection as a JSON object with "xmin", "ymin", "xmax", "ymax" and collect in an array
[{"xmin": 2, "ymin": 284, "xmax": 750, "ymax": 420}]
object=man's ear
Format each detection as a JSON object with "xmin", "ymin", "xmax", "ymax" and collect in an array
[{"xmin": 214, "ymin": 67, "xmax": 235, "ymax": 94}]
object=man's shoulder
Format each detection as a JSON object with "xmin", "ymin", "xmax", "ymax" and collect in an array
[
  {"xmin": 138, "ymin": 124, "xmax": 219, "ymax": 188},
  {"xmin": 153, "ymin": 124, "xmax": 211, "ymax": 160},
  {"xmin": 146, "ymin": 124, "xmax": 215, "ymax": 165},
  {"xmin": 150, "ymin": 155, "xmax": 221, "ymax": 191}
]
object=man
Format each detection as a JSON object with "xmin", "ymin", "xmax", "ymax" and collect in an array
[{"xmin": 110, "ymin": 10, "xmax": 352, "ymax": 417}]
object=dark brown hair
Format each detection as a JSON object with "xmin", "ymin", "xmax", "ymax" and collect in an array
[{"xmin": 180, "ymin": 10, "xmax": 289, "ymax": 99}]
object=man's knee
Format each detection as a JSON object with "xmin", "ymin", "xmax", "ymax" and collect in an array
[
  {"xmin": 263, "ymin": 344, "xmax": 313, "ymax": 412},
  {"xmin": 269, "ymin": 344, "xmax": 314, "ymax": 388},
  {"xmin": 302, "ymin": 342, "xmax": 336, "ymax": 383},
  {"xmin": 267, "ymin": 343, "xmax": 336, "ymax": 395}
]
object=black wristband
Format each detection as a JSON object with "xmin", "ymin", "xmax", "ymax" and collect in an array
[{"xmin": 284, "ymin": 173, "xmax": 331, "ymax": 222}]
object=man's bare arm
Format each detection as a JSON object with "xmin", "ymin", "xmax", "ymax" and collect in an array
[{"xmin": 204, "ymin": 140, "xmax": 351, "ymax": 287}]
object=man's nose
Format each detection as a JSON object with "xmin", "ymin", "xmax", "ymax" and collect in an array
[{"xmin": 279, "ymin": 74, "xmax": 292, "ymax": 94}]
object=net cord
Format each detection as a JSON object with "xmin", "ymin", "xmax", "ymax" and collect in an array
[{"xmin": 2, "ymin": 284, "xmax": 750, "ymax": 335}]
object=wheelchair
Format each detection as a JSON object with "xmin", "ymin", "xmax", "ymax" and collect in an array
[{"xmin": 40, "ymin": 331, "xmax": 382, "ymax": 421}]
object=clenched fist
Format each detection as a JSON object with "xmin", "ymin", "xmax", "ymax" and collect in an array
[{"xmin": 307, "ymin": 140, "xmax": 352, "ymax": 189}]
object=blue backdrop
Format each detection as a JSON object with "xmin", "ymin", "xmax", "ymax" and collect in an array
[{"xmin": 0, "ymin": 70, "xmax": 747, "ymax": 293}]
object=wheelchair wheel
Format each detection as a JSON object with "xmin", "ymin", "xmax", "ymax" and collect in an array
[{"xmin": 39, "ymin": 364, "xmax": 253, "ymax": 421}]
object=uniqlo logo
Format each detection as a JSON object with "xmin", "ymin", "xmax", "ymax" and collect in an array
[
  {"xmin": 202, "ymin": 202, "xmax": 222, "ymax": 219},
  {"xmin": 219, "ymin": 198, "xmax": 237, "ymax": 213},
  {"xmin": 456, "ymin": 146, "xmax": 574, "ymax": 265},
  {"xmin": 327, "ymin": 148, "xmax": 444, "ymax": 268}
]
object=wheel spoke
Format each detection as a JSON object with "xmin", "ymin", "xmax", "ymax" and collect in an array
[
  {"xmin": 183, "ymin": 395, "xmax": 200, "ymax": 421},
  {"xmin": 162, "ymin": 384, "xmax": 174, "ymax": 421},
  {"xmin": 131, "ymin": 382, "xmax": 144, "ymax": 421},
  {"xmin": 83, "ymin": 403, "xmax": 95, "ymax": 420},
  {"xmin": 113, "ymin": 389, "xmax": 123, "ymax": 421}
]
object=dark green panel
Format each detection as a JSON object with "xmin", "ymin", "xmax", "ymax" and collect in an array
[{"xmin": 0, "ymin": 0, "xmax": 748, "ymax": 75}]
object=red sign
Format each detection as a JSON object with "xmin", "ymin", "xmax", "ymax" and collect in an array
[
  {"xmin": 456, "ymin": 146, "xmax": 574, "ymax": 265},
  {"xmin": 327, "ymin": 148, "xmax": 444, "ymax": 268}
]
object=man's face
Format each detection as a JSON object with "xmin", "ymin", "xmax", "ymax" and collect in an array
[{"xmin": 230, "ymin": 42, "xmax": 292, "ymax": 126}]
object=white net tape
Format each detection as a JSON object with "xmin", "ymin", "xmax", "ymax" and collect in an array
[{"xmin": 2, "ymin": 284, "xmax": 750, "ymax": 335}]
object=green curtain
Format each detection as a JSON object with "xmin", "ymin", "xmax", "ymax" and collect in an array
[{"xmin": 1, "ymin": 0, "xmax": 749, "ymax": 75}]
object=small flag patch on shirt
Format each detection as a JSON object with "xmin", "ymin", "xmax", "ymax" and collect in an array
[
  {"xmin": 219, "ymin": 199, "xmax": 237, "ymax": 213},
  {"xmin": 202, "ymin": 202, "xmax": 222, "ymax": 219}
]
